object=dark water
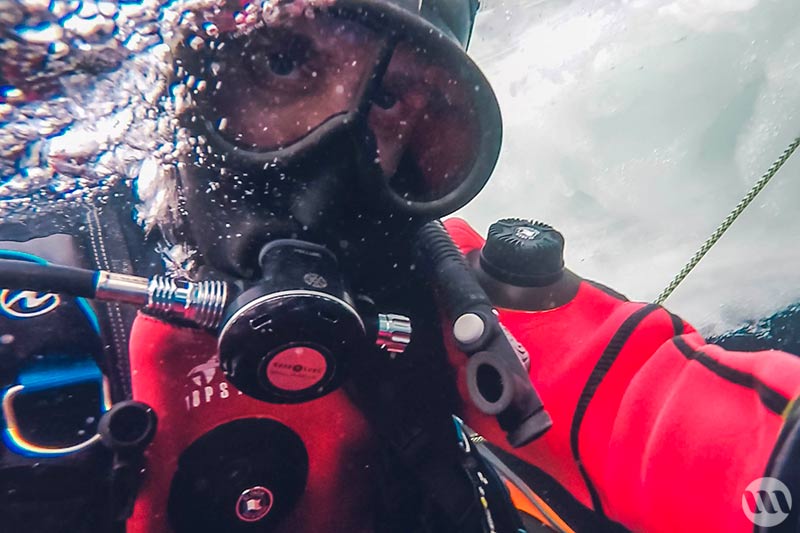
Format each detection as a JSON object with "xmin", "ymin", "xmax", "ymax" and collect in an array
[{"xmin": 712, "ymin": 303, "xmax": 800, "ymax": 356}]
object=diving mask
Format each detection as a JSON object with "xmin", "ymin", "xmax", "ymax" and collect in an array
[{"xmin": 172, "ymin": 0, "xmax": 502, "ymax": 276}]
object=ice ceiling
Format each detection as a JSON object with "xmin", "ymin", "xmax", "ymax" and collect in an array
[{"xmin": 461, "ymin": 0, "xmax": 800, "ymax": 334}]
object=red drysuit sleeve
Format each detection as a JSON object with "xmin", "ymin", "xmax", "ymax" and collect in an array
[{"xmin": 444, "ymin": 217, "xmax": 800, "ymax": 533}]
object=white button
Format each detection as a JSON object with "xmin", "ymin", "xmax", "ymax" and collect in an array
[{"xmin": 453, "ymin": 313, "xmax": 486, "ymax": 344}]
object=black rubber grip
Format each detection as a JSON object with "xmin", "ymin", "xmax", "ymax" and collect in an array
[
  {"xmin": 416, "ymin": 220, "xmax": 492, "ymax": 317},
  {"xmin": 0, "ymin": 259, "xmax": 97, "ymax": 298}
]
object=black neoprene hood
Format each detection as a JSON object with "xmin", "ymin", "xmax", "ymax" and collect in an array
[{"xmin": 368, "ymin": 0, "xmax": 481, "ymax": 49}]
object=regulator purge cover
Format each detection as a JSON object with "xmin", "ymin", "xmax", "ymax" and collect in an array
[
  {"xmin": 218, "ymin": 287, "xmax": 365, "ymax": 403},
  {"xmin": 217, "ymin": 240, "xmax": 366, "ymax": 403}
]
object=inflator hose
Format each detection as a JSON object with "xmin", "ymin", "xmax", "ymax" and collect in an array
[
  {"xmin": 416, "ymin": 221, "xmax": 551, "ymax": 447},
  {"xmin": 415, "ymin": 222, "xmax": 493, "ymax": 319},
  {"xmin": 0, "ymin": 259, "xmax": 96, "ymax": 297}
]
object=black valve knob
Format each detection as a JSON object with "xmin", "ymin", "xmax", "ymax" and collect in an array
[{"xmin": 480, "ymin": 218, "xmax": 564, "ymax": 287}]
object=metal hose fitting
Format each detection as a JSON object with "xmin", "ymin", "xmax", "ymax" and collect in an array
[
  {"xmin": 94, "ymin": 272, "xmax": 228, "ymax": 330},
  {"xmin": 146, "ymin": 276, "xmax": 228, "ymax": 329}
]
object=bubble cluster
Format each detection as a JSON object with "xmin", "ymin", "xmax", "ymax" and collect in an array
[
  {"xmin": 1, "ymin": 0, "xmax": 338, "ymax": 236},
  {"xmin": 0, "ymin": 0, "xmax": 192, "ymax": 223},
  {"xmin": 1, "ymin": 0, "xmax": 382, "ymax": 277}
]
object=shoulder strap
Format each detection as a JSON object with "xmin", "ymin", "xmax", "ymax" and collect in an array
[{"xmin": 83, "ymin": 205, "xmax": 137, "ymax": 400}]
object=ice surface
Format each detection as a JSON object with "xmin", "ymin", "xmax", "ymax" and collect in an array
[{"xmin": 461, "ymin": 0, "xmax": 800, "ymax": 334}]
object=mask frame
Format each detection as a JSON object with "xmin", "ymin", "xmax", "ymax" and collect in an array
[{"xmin": 172, "ymin": 0, "xmax": 503, "ymax": 220}]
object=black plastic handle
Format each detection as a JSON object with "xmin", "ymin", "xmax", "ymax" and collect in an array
[
  {"xmin": 417, "ymin": 221, "xmax": 551, "ymax": 447},
  {"xmin": 416, "ymin": 221, "xmax": 492, "ymax": 318}
]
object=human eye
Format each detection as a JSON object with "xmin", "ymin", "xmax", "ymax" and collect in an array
[
  {"xmin": 372, "ymin": 85, "xmax": 399, "ymax": 111},
  {"xmin": 244, "ymin": 31, "xmax": 316, "ymax": 86},
  {"xmin": 373, "ymin": 72, "xmax": 432, "ymax": 117}
]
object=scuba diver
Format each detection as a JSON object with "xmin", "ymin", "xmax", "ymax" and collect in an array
[{"xmin": 1, "ymin": 0, "xmax": 800, "ymax": 532}]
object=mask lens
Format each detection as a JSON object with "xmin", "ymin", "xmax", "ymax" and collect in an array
[
  {"xmin": 367, "ymin": 41, "xmax": 486, "ymax": 202},
  {"xmin": 196, "ymin": 13, "xmax": 385, "ymax": 150}
]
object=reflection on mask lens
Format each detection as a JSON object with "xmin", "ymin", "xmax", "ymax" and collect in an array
[{"xmin": 367, "ymin": 41, "xmax": 482, "ymax": 202}]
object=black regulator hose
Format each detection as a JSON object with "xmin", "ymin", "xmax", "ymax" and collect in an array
[
  {"xmin": 0, "ymin": 259, "xmax": 97, "ymax": 297},
  {"xmin": 0, "ymin": 259, "xmax": 229, "ymax": 330},
  {"xmin": 416, "ymin": 221, "xmax": 552, "ymax": 447}
]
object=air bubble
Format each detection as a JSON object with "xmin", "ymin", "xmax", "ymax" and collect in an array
[
  {"xmin": 189, "ymin": 36, "xmax": 205, "ymax": 51},
  {"xmin": 49, "ymin": 41, "xmax": 70, "ymax": 58},
  {"xmin": 98, "ymin": 2, "xmax": 118, "ymax": 17},
  {"xmin": 77, "ymin": 2, "xmax": 99, "ymax": 18},
  {"xmin": 16, "ymin": 21, "xmax": 64, "ymax": 44},
  {"xmin": 203, "ymin": 22, "xmax": 219, "ymax": 37},
  {"xmin": 1, "ymin": 86, "xmax": 25, "ymax": 103}
]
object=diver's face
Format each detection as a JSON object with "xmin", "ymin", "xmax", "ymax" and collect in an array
[
  {"xmin": 176, "ymin": 7, "xmax": 501, "ymax": 277},
  {"xmin": 188, "ymin": 10, "xmax": 481, "ymax": 193},
  {"xmin": 206, "ymin": 15, "xmax": 383, "ymax": 150}
]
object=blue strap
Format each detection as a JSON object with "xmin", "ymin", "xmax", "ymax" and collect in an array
[{"xmin": 16, "ymin": 359, "xmax": 103, "ymax": 392}]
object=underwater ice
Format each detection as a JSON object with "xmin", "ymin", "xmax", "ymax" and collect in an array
[{"xmin": 462, "ymin": 0, "xmax": 800, "ymax": 334}]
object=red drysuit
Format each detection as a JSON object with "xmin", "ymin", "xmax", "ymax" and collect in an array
[
  {"xmin": 126, "ymin": 218, "xmax": 800, "ymax": 533},
  {"xmin": 445, "ymin": 217, "xmax": 800, "ymax": 533}
]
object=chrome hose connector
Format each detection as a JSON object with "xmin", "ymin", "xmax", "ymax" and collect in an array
[
  {"xmin": 95, "ymin": 271, "xmax": 151, "ymax": 305},
  {"xmin": 146, "ymin": 276, "xmax": 228, "ymax": 329},
  {"xmin": 376, "ymin": 313, "xmax": 412, "ymax": 355}
]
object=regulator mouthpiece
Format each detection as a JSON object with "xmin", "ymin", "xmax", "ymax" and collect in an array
[{"xmin": 217, "ymin": 239, "xmax": 411, "ymax": 403}]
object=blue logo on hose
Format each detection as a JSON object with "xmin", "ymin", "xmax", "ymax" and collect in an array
[{"xmin": 0, "ymin": 289, "xmax": 61, "ymax": 319}]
